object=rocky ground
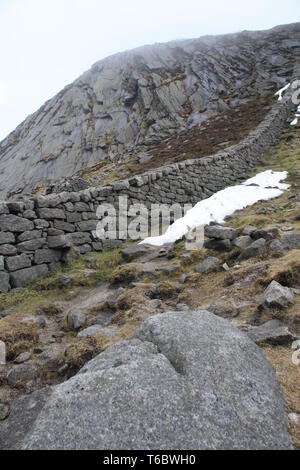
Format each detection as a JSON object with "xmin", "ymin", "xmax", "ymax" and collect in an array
[{"xmin": 0, "ymin": 124, "xmax": 299, "ymax": 449}]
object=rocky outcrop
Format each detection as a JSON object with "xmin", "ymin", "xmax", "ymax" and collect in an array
[
  {"xmin": 0, "ymin": 23, "xmax": 300, "ymax": 198},
  {"xmin": 0, "ymin": 311, "xmax": 293, "ymax": 450}
]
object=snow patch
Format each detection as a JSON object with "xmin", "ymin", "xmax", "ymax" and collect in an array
[{"xmin": 140, "ymin": 170, "xmax": 289, "ymax": 247}]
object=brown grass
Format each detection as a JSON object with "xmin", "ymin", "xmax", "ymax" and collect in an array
[
  {"xmin": 116, "ymin": 289, "xmax": 146, "ymax": 311},
  {"xmin": 0, "ymin": 317, "xmax": 39, "ymax": 360},
  {"xmin": 109, "ymin": 263, "xmax": 141, "ymax": 286},
  {"xmin": 262, "ymin": 345, "xmax": 300, "ymax": 449},
  {"xmin": 36, "ymin": 303, "xmax": 62, "ymax": 316},
  {"xmin": 64, "ymin": 336, "xmax": 108, "ymax": 372},
  {"xmin": 152, "ymin": 281, "xmax": 178, "ymax": 299}
]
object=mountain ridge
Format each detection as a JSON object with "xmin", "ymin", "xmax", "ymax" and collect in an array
[{"xmin": 0, "ymin": 21, "xmax": 300, "ymax": 199}]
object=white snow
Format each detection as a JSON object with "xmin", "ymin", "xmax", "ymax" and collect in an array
[
  {"xmin": 275, "ymin": 83, "xmax": 290, "ymax": 101},
  {"xmin": 140, "ymin": 170, "xmax": 289, "ymax": 247}
]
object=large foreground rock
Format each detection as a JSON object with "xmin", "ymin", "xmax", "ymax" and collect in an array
[{"xmin": 0, "ymin": 310, "xmax": 292, "ymax": 450}]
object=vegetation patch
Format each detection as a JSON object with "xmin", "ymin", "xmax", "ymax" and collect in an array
[
  {"xmin": 109, "ymin": 263, "xmax": 141, "ymax": 286},
  {"xmin": 262, "ymin": 345, "xmax": 300, "ymax": 450},
  {"xmin": 0, "ymin": 317, "xmax": 38, "ymax": 361}
]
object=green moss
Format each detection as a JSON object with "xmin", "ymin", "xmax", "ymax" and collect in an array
[{"xmin": 0, "ymin": 248, "xmax": 122, "ymax": 312}]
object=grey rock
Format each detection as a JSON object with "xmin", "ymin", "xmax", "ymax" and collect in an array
[
  {"xmin": 106, "ymin": 288, "xmax": 125, "ymax": 310},
  {"xmin": 0, "ymin": 271, "xmax": 10, "ymax": 293},
  {"xmin": 194, "ymin": 257, "xmax": 220, "ymax": 274},
  {"xmin": 14, "ymin": 352, "xmax": 32, "ymax": 364},
  {"xmin": 37, "ymin": 208, "xmax": 66, "ymax": 220},
  {"xmin": 5, "ymin": 254, "xmax": 31, "ymax": 272},
  {"xmin": 0, "ymin": 215, "xmax": 34, "ymax": 232},
  {"xmin": 6, "ymin": 201, "xmax": 25, "ymax": 213},
  {"xmin": 66, "ymin": 310, "xmax": 87, "ymax": 331},
  {"xmin": 77, "ymin": 220, "xmax": 98, "ymax": 232},
  {"xmin": 280, "ymin": 233, "xmax": 300, "ymax": 250},
  {"xmin": 0, "ymin": 232, "xmax": 15, "ymax": 244},
  {"xmin": 53, "ymin": 220, "xmax": 75, "ymax": 233},
  {"xmin": 121, "ymin": 245, "xmax": 149, "ymax": 262},
  {"xmin": 263, "ymin": 281, "xmax": 294, "ymax": 309},
  {"xmin": 0, "ymin": 244, "xmax": 17, "ymax": 256},
  {"xmin": 160, "ymin": 264, "xmax": 180, "ymax": 275},
  {"xmin": 204, "ymin": 238, "xmax": 232, "ymax": 251},
  {"xmin": 23, "ymin": 210, "xmax": 36, "ymax": 220},
  {"xmin": 6, "ymin": 364, "xmax": 37, "ymax": 387},
  {"xmin": 233, "ymin": 235, "xmax": 252, "ymax": 249},
  {"xmin": 34, "ymin": 219, "xmax": 49, "ymax": 229},
  {"xmin": 205, "ymin": 225, "xmax": 237, "ymax": 240},
  {"xmin": 5, "ymin": 311, "xmax": 293, "ymax": 450},
  {"xmin": 238, "ymin": 238, "xmax": 266, "ymax": 260},
  {"xmin": 10, "ymin": 264, "xmax": 49, "ymax": 288},
  {"xmin": 17, "ymin": 230, "xmax": 42, "ymax": 242},
  {"xmin": 69, "ymin": 232, "xmax": 91, "ymax": 245},
  {"xmin": 251, "ymin": 228, "xmax": 278, "ymax": 241},
  {"xmin": 47, "ymin": 235, "xmax": 72, "ymax": 249},
  {"xmin": 17, "ymin": 239, "xmax": 46, "ymax": 253},
  {"xmin": 206, "ymin": 302, "xmax": 240, "ymax": 318},
  {"xmin": 242, "ymin": 225, "xmax": 257, "ymax": 236},
  {"xmin": 0, "ymin": 202, "xmax": 9, "ymax": 215},
  {"xmin": 0, "ymin": 255, "xmax": 4, "ymax": 271},
  {"xmin": 248, "ymin": 320, "xmax": 296, "ymax": 345},
  {"xmin": 269, "ymin": 239, "xmax": 284, "ymax": 256},
  {"xmin": 78, "ymin": 325, "xmax": 117, "ymax": 339},
  {"xmin": 34, "ymin": 248, "xmax": 62, "ymax": 265}
]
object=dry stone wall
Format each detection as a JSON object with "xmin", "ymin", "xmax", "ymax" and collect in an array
[{"xmin": 0, "ymin": 93, "xmax": 296, "ymax": 292}]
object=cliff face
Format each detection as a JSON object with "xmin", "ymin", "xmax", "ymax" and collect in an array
[{"xmin": 0, "ymin": 22, "xmax": 300, "ymax": 198}]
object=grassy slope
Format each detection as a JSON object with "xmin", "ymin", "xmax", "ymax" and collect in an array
[{"xmin": 0, "ymin": 121, "xmax": 299, "ymax": 447}]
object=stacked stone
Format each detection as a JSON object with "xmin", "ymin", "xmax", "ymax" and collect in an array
[
  {"xmin": 0, "ymin": 91, "xmax": 296, "ymax": 292},
  {"xmin": 0, "ymin": 192, "xmax": 120, "ymax": 293}
]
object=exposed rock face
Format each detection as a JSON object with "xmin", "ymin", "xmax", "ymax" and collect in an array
[
  {"xmin": 0, "ymin": 23, "xmax": 299, "ymax": 198},
  {"xmin": 0, "ymin": 311, "xmax": 293, "ymax": 450}
]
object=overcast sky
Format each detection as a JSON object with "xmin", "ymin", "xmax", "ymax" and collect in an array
[{"xmin": 0, "ymin": 0, "xmax": 299, "ymax": 140}]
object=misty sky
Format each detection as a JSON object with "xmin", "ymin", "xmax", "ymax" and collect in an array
[{"xmin": 0, "ymin": 0, "xmax": 299, "ymax": 140}]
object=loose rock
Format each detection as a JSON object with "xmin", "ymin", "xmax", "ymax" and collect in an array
[{"xmin": 263, "ymin": 281, "xmax": 294, "ymax": 309}]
